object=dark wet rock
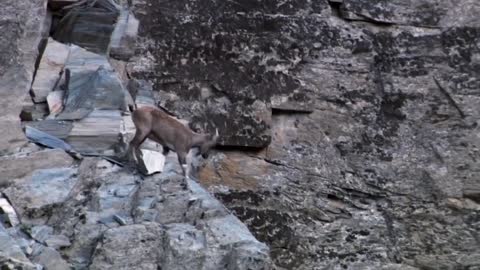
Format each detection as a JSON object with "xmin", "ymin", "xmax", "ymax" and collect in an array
[
  {"xmin": 110, "ymin": 9, "xmax": 139, "ymax": 61},
  {"xmin": 133, "ymin": 0, "xmax": 333, "ymax": 147},
  {"xmin": 52, "ymin": 0, "xmax": 121, "ymax": 54}
]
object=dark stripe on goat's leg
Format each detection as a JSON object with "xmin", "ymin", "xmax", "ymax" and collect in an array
[{"xmin": 162, "ymin": 146, "xmax": 170, "ymax": 156}]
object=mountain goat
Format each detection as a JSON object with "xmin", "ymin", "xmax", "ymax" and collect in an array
[{"xmin": 128, "ymin": 106, "xmax": 218, "ymax": 178}]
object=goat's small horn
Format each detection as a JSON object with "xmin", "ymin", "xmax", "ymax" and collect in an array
[{"xmin": 215, "ymin": 128, "xmax": 219, "ymax": 137}]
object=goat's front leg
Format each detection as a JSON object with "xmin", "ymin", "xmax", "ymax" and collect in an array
[
  {"xmin": 177, "ymin": 151, "xmax": 188, "ymax": 177},
  {"xmin": 177, "ymin": 151, "xmax": 189, "ymax": 190},
  {"xmin": 128, "ymin": 127, "xmax": 149, "ymax": 165}
]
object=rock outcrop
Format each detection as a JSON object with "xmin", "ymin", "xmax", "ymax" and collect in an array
[
  {"xmin": 1, "ymin": 0, "xmax": 479, "ymax": 269},
  {"xmin": 0, "ymin": 0, "xmax": 270, "ymax": 269},
  {"xmin": 130, "ymin": 0, "xmax": 480, "ymax": 269}
]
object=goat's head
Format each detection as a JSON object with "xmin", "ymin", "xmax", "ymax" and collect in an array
[{"xmin": 199, "ymin": 128, "xmax": 219, "ymax": 158}]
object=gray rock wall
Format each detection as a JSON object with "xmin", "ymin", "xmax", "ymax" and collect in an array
[
  {"xmin": 131, "ymin": 0, "xmax": 480, "ymax": 269},
  {"xmin": 0, "ymin": 0, "xmax": 48, "ymax": 154},
  {"xmin": 0, "ymin": 0, "xmax": 270, "ymax": 269},
  {"xmin": 1, "ymin": 0, "xmax": 479, "ymax": 269}
]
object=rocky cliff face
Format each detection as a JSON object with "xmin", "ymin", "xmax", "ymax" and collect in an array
[
  {"xmin": 1, "ymin": 0, "xmax": 479, "ymax": 269},
  {"xmin": 130, "ymin": 0, "xmax": 480, "ymax": 269},
  {"xmin": 0, "ymin": 0, "xmax": 269, "ymax": 269}
]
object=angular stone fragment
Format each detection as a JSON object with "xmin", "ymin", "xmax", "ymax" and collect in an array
[
  {"xmin": 46, "ymin": 90, "xmax": 65, "ymax": 116},
  {"xmin": 31, "ymin": 244, "xmax": 70, "ymax": 270},
  {"xmin": 89, "ymin": 223, "xmax": 164, "ymax": 270},
  {"xmin": 0, "ymin": 224, "xmax": 36, "ymax": 270},
  {"xmin": 20, "ymin": 97, "xmax": 49, "ymax": 121},
  {"xmin": 31, "ymin": 38, "xmax": 70, "ymax": 103},
  {"xmin": 0, "ymin": 149, "xmax": 74, "ymax": 186},
  {"xmin": 64, "ymin": 45, "xmax": 112, "ymax": 73},
  {"xmin": 31, "ymin": 225, "xmax": 54, "ymax": 243},
  {"xmin": 45, "ymin": 235, "xmax": 71, "ymax": 249},
  {"xmin": 226, "ymin": 241, "xmax": 272, "ymax": 270},
  {"xmin": 53, "ymin": 0, "xmax": 120, "ymax": 54},
  {"xmin": 137, "ymin": 149, "xmax": 165, "ymax": 175},
  {"xmin": 0, "ymin": 198, "xmax": 20, "ymax": 227},
  {"xmin": 66, "ymin": 110, "xmax": 123, "ymax": 155},
  {"xmin": 88, "ymin": 168, "xmax": 138, "ymax": 225},
  {"xmin": 127, "ymin": 79, "xmax": 155, "ymax": 108},
  {"xmin": 25, "ymin": 120, "xmax": 73, "ymax": 139},
  {"xmin": 162, "ymin": 224, "xmax": 207, "ymax": 268},
  {"xmin": 24, "ymin": 126, "xmax": 79, "ymax": 159},
  {"xmin": 3, "ymin": 167, "xmax": 78, "ymax": 216},
  {"xmin": 110, "ymin": 9, "xmax": 139, "ymax": 61},
  {"xmin": 57, "ymin": 66, "xmax": 127, "ymax": 120}
]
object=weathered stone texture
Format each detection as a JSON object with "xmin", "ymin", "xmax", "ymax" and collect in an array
[
  {"xmin": 0, "ymin": 0, "xmax": 48, "ymax": 153},
  {"xmin": 130, "ymin": 0, "xmax": 480, "ymax": 269},
  {"xmin": 2, "ymin": 0, "xmax": 480, "ymax": 269}
]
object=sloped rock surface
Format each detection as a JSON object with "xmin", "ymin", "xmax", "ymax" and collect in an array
[
  {"xmin": 0, "ymin": 149, "xmax": 74, "ymax": 187},
  {"xmin": 0, "ymin": 154, "xmax": 270, "ymax": 269},
  {"xmin": 0, "ymin": 0, "xmax": 48, "ymax": 154}
]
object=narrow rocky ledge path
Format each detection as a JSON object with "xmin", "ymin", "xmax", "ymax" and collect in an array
[{"xmin": 1, "ymin": 151, "xmax": 271, "ymax": 269}]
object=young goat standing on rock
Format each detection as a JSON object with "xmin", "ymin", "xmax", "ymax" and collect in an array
[{"xmin": 128, "ymin": 106, "xmax": 219, "ymax": 179}]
